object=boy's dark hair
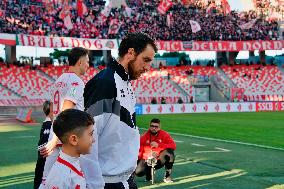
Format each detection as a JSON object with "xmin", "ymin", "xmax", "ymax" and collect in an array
[
  {"xmin": 118, "ymin": 32, "xmax": 158, "ymax": 58},
  {"xmin": 43, "ymin": 100, "xmax": 51, "ymax": 116},
  {"xmin": 53, "ymin": 109, "xmax": 94, "ymax": 143},
  {"xmin": 150, "ymin": 118, "xmax": 160, "ymax": 124},
  {"xmin": 68, "ymin": 47, "xmax": 89, "ymax": 66}
]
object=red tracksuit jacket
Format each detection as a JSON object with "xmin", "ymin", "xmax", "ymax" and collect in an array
[{"xmin": 138, "ymin": 130, "xmax": 176, "ymax": 160}]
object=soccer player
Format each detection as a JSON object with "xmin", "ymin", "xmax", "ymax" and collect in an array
[
  {"xmin": 44, "ymin": 109, "xmax": 95, "ymax": 189},
  {"xmin": 39, "ymin": 47, "xmax": 89, "ymax": 187},
  {"xmin": 81, "ymin": 32, "xmax": 157, "ymax": 189}
]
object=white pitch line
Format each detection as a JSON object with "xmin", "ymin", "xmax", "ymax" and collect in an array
[
  {"xmin": 194, "ymin": 147, "xmax": 230, "ymax": 154},
  {"xmin": 191, "ymin": 143, "xmax": 205, "ymax": 147},
  {"xmin": 9, "ymin": 136, "xmax": 36, "ymax": 139},
  {"xmin": 215, "ymin": 147, "xmax": 231, "ymax": 152},
  {"xmin": 194, "ymin": 151, "xmax": 226, "ymax": 154},
  {"xmin": 139, "ymin": 128, "xmax": 284, "ymax": 151},
  {"xmin": 175, "ymin": 140, "xmax": 184, "ymax": 143},
  {"xmin": 164, "ymin": 131, "xmax": 284, "ymax": 151}
]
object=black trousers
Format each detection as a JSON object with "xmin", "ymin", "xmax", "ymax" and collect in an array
[
  {"xmin": 33, "ymin": 156, "xmax": 46, "ymax": 189},
  {"xmin": 104, "ymin": 174, "xmax": 137, "ymax": 189},
  {"xmin": 33, "ymin": 121, "xmax": 52, "ymax": 189},
  {"xmin": 135, "ymin": 149, "xmax": 175, "ymax": 179}
]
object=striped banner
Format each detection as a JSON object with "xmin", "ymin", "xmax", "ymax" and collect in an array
[{"xmin": 0, "ymin": 33, "xmax": 16, "ymax": 46}]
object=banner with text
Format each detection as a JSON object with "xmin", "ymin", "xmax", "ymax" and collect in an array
[
  {"xmin": 17, "ymin": 34, "xmax": 119, "ymax": 50},
  {"xmin": 256, "ymin": 102, "xmax": 284, "ymax": 112},
  {"xmin": 0, "ymin": 33, "xmax": 283, "ymax": 52},
  {"xmin": 157, "ymin": 40, "xmax": 284, "ymax": 52}
]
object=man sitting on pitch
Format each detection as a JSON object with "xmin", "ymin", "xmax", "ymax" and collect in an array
[{"xmin": 135, "ymin": 118, "xmax": 176, "ymax": 183}]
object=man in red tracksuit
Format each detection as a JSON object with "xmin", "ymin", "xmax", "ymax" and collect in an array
[{"xmin": 135, "ymin": 118, "xmax": 176, "ymax": 183}]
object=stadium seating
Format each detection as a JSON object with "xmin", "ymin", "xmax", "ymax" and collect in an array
[
  {"xmin": 39, "ymin": 65, "xmax": 69, "ymax": 80},
  {"xmin": 0, "ymin": 86, "xmax": 20, "ymax": 99},
  {"xmin": 0, "ymin": 65, "xmax": 52, "ymax": 99},
  {"xmin": 132, "ymin": 69, "xmax": 185, "ymax": 104},
  {"xmin": 163, "ymin": 66, "xmax": 217, "ymax": 95},
  {"xmin": 82, "ymin": 67, "xmax": 99, "ymax": 83},
  {"xmin": 1, "ymin": 64, "xmax": 284, "ymax": 103},
  {"xmin": 39, "ymin": 66, "xmax": 99, "ymax": 83},
  {"xmin": 221, "ymin": 65, "xmax": 284, "ymax": 101}
]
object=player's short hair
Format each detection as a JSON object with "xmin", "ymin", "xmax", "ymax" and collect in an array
[
  {"xmin": 150, "ymin": 118, "xmax": 160, "ymax": 124},
  {"xmin": 68, "ymin": 47, "xmax": 89, "ymax": 66},
  {"xmin": 43, "ymin": 100, "xmax": 51, "ymax": 116},
  {"xmin": 53, "ymin": 109, "xmax": 94, "ymax": 144},
  {"xmin": 118, "ymin": 32, "xmax": 158, "ymax": 58}
]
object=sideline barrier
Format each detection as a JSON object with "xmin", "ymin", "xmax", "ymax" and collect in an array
[
  {"xmin": 16, "ymin": 108, "xmax": 33, "ymax": 123},
  {"xmin": 135, "ymin": 102, "xmax": 284, "ymax": 115}
]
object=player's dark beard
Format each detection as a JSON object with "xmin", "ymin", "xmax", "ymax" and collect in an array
[
  {"xmin": 128, "ymin": 58, "xmax": 140, "ymax": 80},
  {"xmin": 150, "ymin": 130, "xmax": 158, "ymax": 135}
]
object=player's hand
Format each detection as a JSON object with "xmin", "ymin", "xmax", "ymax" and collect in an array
[
  {"xmin": 150, "ymin": 142, "xmax": 159, "ymax": 148},
  {"xmin": 40, "ymin": 139, "xmax": 57, "ymax": 158}
]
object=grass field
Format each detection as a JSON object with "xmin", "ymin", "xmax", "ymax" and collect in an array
[
  {"xmin": 0, "ymin": 112, "xmax": 284, "ymax": 189},
  {"xmin": 137, "ymin": 112, "xmax": 284, "ymax": 149}
]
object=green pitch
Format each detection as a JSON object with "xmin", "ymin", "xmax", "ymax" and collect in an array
[{"xmin": 0, "ymin": 112, "xmax": 284, "ymax": 189}]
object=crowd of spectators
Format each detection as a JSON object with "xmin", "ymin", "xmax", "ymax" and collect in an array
[
  {"xmin": 254, "ymin": 0, "xmax": 283, "ymax": 14},
  {"xmin": 0, "ymin": 0, "xmax": 281, "ymax": 40}
]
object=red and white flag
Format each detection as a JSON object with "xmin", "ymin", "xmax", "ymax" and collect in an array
[
  {"xmin": 108, "ymin": 19, "xmax": 121, "ymax": 35},
  {"xmin": 59, "ymin": 6, "xmax": 71, "ymax": 20},
  {"xmin": 0, "ymin": 9, "xmax": 5, "ymax": 17},
  {"xmin": 239, "ymin": 18, "xmax": 257, "ymax": 30},
  {"xmin": 101, "ymin": 3, "xmax": 112, "ymax": 17},
  {"xmin": 221, "ymin": 0, "xmax": 231, "ymax": 15},
  {"xmin": 190, "ymin": 20, "xmax": 201, "ymax": 33},
  {"xmin": 64, "ymin": 15, "xmax": 73, "ymax": 29},
  {"xmin": 99, "ymin": 3, "xmax": 112, "ymax": 23},
  {"xmin": 77, "ymin": 0, "xmax": 88, "ymax": 17},
  {"xmin": 157, "ymin": 0, "xmax": 173, "ymax": 14},
  {"xmin": 59, "ymin": 6, "xmax": 73, "ymax": 29},
  {"xmin": 166, "ymin": 12, "xmax": 173, "ymax": 27}
]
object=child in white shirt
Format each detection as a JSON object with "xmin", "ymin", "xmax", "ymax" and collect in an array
[{"xmin": 42, "ymin": 109, "xmax": 95, "ymax": 189}]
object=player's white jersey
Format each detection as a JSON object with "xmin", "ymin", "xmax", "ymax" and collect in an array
[
  {"xmin": 48, "ymin": 72, "xmax": 84, "ymax": 144},
  {"xmin": 51, "ymin": 72, "xmax": 85, "ymax": 118},
  {"xmin": 43, "ymin": 151, "xmax": 87, "ymax": 189},
  {"xmin": 40, "ymin": 72, "xmax": 85, "ymax": 187}
]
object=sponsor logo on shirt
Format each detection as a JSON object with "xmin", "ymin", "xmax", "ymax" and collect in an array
[
  {"xmin": 55, "ymin": 82, "xmax": 67, "ymax": 88},
  {"xmin": 72, "ymin": 82, "xmax": 79, "ymax": 87}
]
